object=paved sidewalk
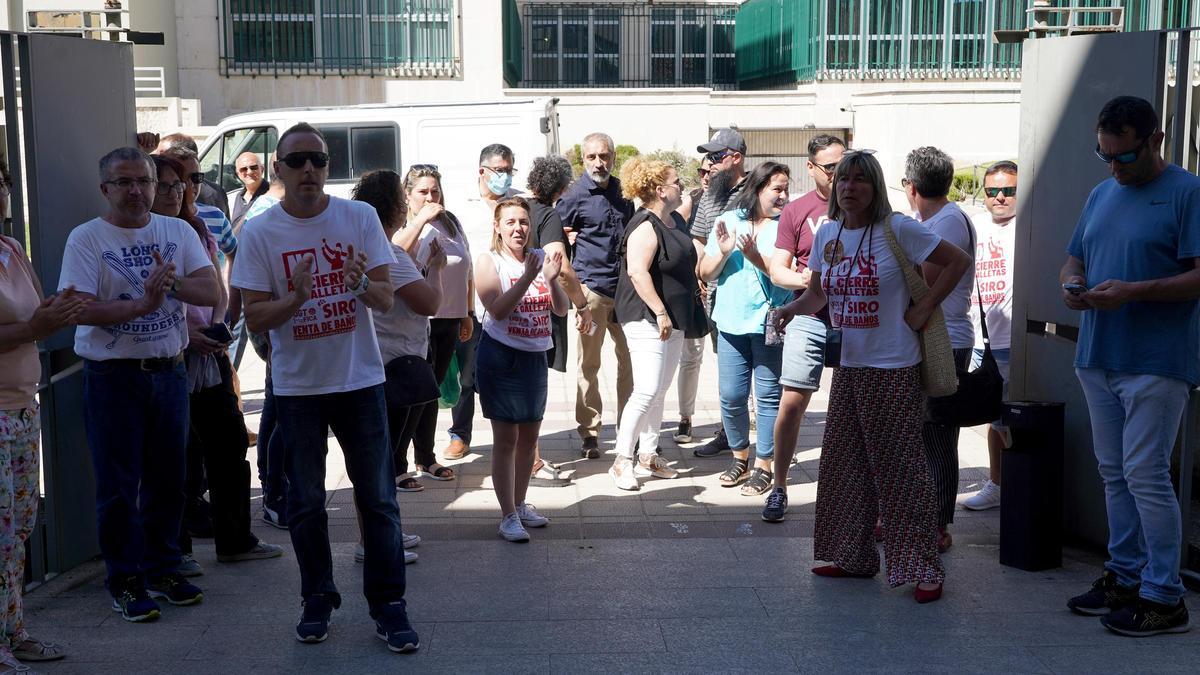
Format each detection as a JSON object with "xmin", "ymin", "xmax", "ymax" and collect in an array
[{"xmin": 26, "ymin": 342, "xmax": 1199, "ymax": 673}]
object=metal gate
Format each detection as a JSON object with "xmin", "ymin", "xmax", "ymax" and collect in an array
[
  {"xmin": 720, "ymin": 127, "xmax": 851, "ymax": 195},
  {"xmin": 1, "ymin": 32, "xmax": 137, "ymax": 583}
]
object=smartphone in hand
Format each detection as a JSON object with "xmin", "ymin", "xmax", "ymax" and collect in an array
[
  {"xmin": 201, "ymin": 322, "xmax": 235, "ymax": 345},
  {"xmin": 1062, "ymin": 282, "xmax": 1087, "ymax": 296}
]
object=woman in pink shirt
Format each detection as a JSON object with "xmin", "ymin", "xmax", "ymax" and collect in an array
[{"xmin": 0, "ymin": 159, "xmax": 84, "ymax": 668}]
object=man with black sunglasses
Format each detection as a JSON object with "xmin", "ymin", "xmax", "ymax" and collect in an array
[
  {"xmin": 231, "ymin": 122, "xmax": 419, "ymax": 653},
  {"xmin": 690, "ymin": 127, "xmax": 748, "ymax": 456},
  {"xmin": 962, "ymin": 161, "xmax": 1018, "ymax": 514},
  {"xmin": 1060, "ymin": 95, "xmax": 1200, "ymax": 637}
]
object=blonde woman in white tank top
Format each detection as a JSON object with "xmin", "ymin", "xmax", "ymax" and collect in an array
[{"xmin": 474, "ymin": 198, "xmax": 569, "ymax": 542}]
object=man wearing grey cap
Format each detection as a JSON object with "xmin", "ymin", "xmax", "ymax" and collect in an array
[{"xmin": 684, "ymin": 128, "xmax": 749, "ymax": 456}]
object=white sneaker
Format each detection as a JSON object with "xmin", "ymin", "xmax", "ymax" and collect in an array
[
  {"xmin": 356, "ymin": 542, "xmax": 421, "ymax": 563},
  {"xmin": 402, "ymin": 533, "xmax": 421, "ymax": 549},
  {"xmin": 962, "ymin": 479, "xmax": 1001, "ymax": 511},
  {"xmin": 516, "ymin": 503, "xmax": 550, "ymax": 528},
  {"xmin": 498, "ymin": 513, "xmax": 530, "ymax": 542},
  {"xmin": 635, "ymin": 454, "xmax": 679, "ymax": 479},
  {"xmin": 609, "ymin": 459, "xmax": 640, "ymax": 491}
]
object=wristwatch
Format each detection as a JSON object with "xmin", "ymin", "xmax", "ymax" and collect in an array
[
  {"xmin": 169, "ymin": 276, "xmax": 182, "ymax": 296},
  {"xmin": 349, "ymin": 275, "xmax": 370, "ymax": 297}
]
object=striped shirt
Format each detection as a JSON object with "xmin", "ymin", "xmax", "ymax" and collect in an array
[{"xmin": 196, "ymin": 202, "xmax": 237, "ymax": 266}]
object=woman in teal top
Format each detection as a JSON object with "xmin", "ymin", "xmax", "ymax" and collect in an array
[{"xmin": 698, "ymin": 161, "xmax": 794, "ymax": 496}]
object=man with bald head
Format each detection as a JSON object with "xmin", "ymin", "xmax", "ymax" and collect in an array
[{"xmin": 228, "ymin": 151, "xmax": 268, "ymax": 232}]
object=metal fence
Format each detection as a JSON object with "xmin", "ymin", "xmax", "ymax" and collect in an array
[
  {"xmin": 512, "ymin": 2, "xmax": 738, "ymax": 89},
  {"xmin": 219, "ymin": 0, "xmax": 457, "ymax": 77}
]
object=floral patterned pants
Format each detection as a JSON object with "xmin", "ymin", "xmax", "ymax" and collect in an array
[
  {"xmin": 813, "ymin": 367, "xmax": 945, "ymax": 586},
  {"xmin": 0, "ymin": 406, "xmax": 38, "ymax": 650}
]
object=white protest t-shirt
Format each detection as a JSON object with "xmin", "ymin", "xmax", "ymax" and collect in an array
[
  {"xmin": 231, "ymin": 197, "xmax": 397, "ymax": 396},
  {"xmin": 480, "ymin": 249, "xmax": 553, "ymax": 352},
  {"xmin": 58, "ymin": 214, "xmax": 212, "ymax": 361},
  {"xmin": 462, "ymin": 189, "xmax": 522, "ymax": 314},
  {"xmin": 809, "ymin": 213, "xmax": 942, "ymax": 369},
  {"xmin": 918, "ymin": 202, "xmax": 976, "ymax": 349},
  {"xmin": 373, "ymin": 243, "xmax": 430, "ymax": 362},
  {"xmin": 413, "ymin": 216, "xmax": 472, "ymax": 320},
  {"xmin": 970, "ymin": 212, "xmax": 1016, "ymax": 350}
]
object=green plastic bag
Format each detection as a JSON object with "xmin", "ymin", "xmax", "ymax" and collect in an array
[{"xmin": 438, "ymin": 352, "xmax": 460, "ymax": 408}]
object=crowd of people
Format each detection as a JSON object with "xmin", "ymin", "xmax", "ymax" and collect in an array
[{"xmin": 0, "ymin": 93, "xmax": 1193, "ymax": 667}]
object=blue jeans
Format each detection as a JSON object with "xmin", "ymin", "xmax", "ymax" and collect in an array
[
  {"xmin": 716, "ymin": 331, "xmax": 783, "ymax": 459},
  {"xmin": 275, "ymin": 384, "xmax": 406, "ymax": 612},
  {"xmin": 83, "ymin": 358, "xmax": 189, "ymax": 593},
  {"xmin": 449, "ymin": 316, "xmax": 481, "ymax": 444},
  {"xmin": 256, "ymin": 373, "xmax": 288, "ymax": 516},
  {"xmin": 1075, "ymin": 368, "xmax": 1189, "ymax": 605}
]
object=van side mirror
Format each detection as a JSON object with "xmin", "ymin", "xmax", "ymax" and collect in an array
[{"xmin": 540, "ymin": 117, "xmax": 551, "ymax": 134}]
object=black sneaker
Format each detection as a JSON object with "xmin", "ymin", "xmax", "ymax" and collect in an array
[
  {"xmin": 111, "ymin": 579, "xmax": 161, "ymax": 623},
  {"xmin": 693, "ymin": 428, "xmax": 730, "ymax": 457},
  {"xmin": 147, "ymin": 574, "xmax": 204, "ymax": 606},
  {"xmin": 1067, "ymin": 570, "xmax": 1140, "ymax": 616},
  {"xmin": 375, "ymin": 601, "xmax": 420, "ymax": 653},
  {"xmin": 673, "ymin": 418, "xmax": 692, "ymax": 444},
  {"xmin": 762, "ymin": 486, "xmax": 788, "ymax": 523},
  {"xmin": 262, "ymin": 504, "xmax": 289, "ymax": 530},
  {"xmin": 296, "ymin": 594, "xmax": 337, "ymax": 643},
  {"xmin": 1101, "ymin": 598, "xmax": 1191, "ymax": 637},
  {"xmin": 581, "ymin": 437, "xmax": 600, "ymax": 459}
]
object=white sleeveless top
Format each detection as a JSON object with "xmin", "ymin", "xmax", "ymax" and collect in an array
[{"xmin": 481, "ymin": 248, "xmax": 553, "ymax": 352}]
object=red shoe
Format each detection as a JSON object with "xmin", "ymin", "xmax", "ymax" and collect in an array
[
  {"xmin": 811, "ymin": 564, "xmax": 874, "ymax": 578},
  {"xmin": 914, "ymin": 582, "xmax": 943, "ymax": 603}
]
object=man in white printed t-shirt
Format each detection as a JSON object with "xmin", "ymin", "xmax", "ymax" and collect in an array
[
  {"xmin": 903, "ymin": 146, "xmax": 977, "ymax": 554},
  {"xmin": 962, "ymin": 161, "xmax": 1018, "ymax": 512},
  {"xmin": 231, "ymin": 123, "xmax": 419, "ymax": 654},
  {"xmin": 58, "ymin": 147, "xmax": 219, "ymax": 622}
]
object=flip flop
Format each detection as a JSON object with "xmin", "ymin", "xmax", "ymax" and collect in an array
[{"xmin": 418, "ymin": 464, "xmax": 456, "ymax": 481}]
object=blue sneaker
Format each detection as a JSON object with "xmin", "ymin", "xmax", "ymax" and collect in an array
[
  {"xmin": 374, "ymin": 601, "xmax": 419, "ymax": 653},
  {"xmin": 111, "ymin": 585, "xmax": 161, "ymax": 623},
  {"xmin": 296, "ymin": 594, "xmax": 336, "ymax": 643},
  {"xmin": 147, "ymin": 574, "xmax": 204, "ymax": 606}
]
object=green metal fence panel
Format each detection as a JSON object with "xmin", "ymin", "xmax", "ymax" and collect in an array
[
  {"xmin": 735, "ymin": 0, "xmax": 812, "ymax": 87},
  {"xmin": 503, "ymin": 0, "xmax": 521, "ymax": 86},
  {"xmin": 221, "ymin": 0, "xmax": 455, "ymax": 76}
]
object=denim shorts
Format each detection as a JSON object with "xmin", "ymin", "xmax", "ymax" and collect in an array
[
  {"xmin": 780, "ymin": 314, "xmax": 827, "ymax": 391},
  {"xmin": 972, "ymin": 347, "xmax": 1011, "ymax": 429},
  {"xmin": 476, "ymin": 332, "xmax": 549, "ymax": 424}
]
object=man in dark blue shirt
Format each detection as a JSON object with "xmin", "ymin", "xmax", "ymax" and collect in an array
[{"xmin": 556, "ymin": 132, "xmax": 634, "ymax": 458}]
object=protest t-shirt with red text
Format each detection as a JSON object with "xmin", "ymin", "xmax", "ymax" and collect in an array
[
  {"xmin": 231, "ymin": 196, "xmax": 397, "ymax": 396},
  {"xmin": 808, "ymin": 213, "xmax": 942, "ymax": 369},
  {"xmin": 969, "ymin": 212, "xmax": 1015, "ymax": 350},
  {"xmin": 480, "ymin": 249, "xmax": 553, "ymax": 353}
]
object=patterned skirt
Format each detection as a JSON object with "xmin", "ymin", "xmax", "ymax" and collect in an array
[{"xmin": 812, "ymin": 366, "xmax": 945, "ymax": 586}]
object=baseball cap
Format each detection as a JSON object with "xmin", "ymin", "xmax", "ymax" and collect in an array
[{"xmin": 697, "ymin": 128, "xmax": 746, "ymax": 154}]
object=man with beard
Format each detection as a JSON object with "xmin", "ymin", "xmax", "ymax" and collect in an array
[
  {"xmin": 690, "ymin": 128, "xmax": 749, "ymax": 457},
  {"xmin": 557, "ymin": 132, "xmax": 635, "ymax": 459}
]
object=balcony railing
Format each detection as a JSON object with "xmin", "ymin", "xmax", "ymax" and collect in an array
[
  {"xmin": 219, "ymin": 0, "xmax": 459, "ymax": 77},
  {"xmin": 509, "ymin": 2, "xmax": 739, "ymax": 90}
]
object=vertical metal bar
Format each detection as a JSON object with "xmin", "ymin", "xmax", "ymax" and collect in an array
[
  {"xmin": 858, "ymin": 0, "xmax": 868, "ymax": 78},
  {"xmin": 1, "ymin": 34, "xmax": 27, "ymax": 249},
  {"xmin": 1173, "ymin": 29, "xmax": 1191, "ymax": 167}
]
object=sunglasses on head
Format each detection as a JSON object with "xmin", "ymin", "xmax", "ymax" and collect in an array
[
  {"xmin": 842, "ymin": 148, "xmax": 877, "ymax": 158},
  {"xmin": 1094, "ymin": 137, "xmax": 1148, "ymax": 165},
  {"xmin": 280, "ymin": 151, "xmax": 330, "ymax": 169},
  {"xmin": 984, "ymin": 186, "xmax": 1016, "ymax": 198}
]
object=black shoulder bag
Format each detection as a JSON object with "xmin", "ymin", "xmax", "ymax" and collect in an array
[{"xmin": 924, "ymin": 214, "xmax": 1004, "ymax": 427}]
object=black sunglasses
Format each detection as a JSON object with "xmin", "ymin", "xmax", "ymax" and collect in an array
[
  {"xmin": 813, "ymin": 161, "xmax": 838, "ymax": 174},
  {"xmin": 705, "ymin": 149, "xmax": 733, "ymax": 163},
  {"xmin": 984, "ymin": 186, "xmax": 1017, "ymax": 198},
  {"xmin": 280, "ymin": 151, "xmax": 330, "ymax": 169},
  {"xmin": 188, "ymin": 172, "xmax": 205, "ymax": 186},
  {"xmin": 237, "ymin": 164, "xmax": 261, "ymax": 174},
  {"xmin": 1094, "ymin": 137, "xmax": 1148, "ymax": 165}
]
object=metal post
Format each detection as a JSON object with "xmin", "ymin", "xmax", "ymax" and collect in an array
[
  {"xmin": 1172, "ymin": 28, "xmax": 1191, "ymax": 166},
  {"xmin": 0, "ymin": 33, "xmax": 26, "ymax": 249}
]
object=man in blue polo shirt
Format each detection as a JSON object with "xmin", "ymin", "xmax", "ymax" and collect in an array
[
  {"xmin": 557, "ymin": 132, "xmax": 634, "ymax": 458},
  {"xmin": 1061, "ymin": 95, "xmax": 1200, "ymax": 637}
]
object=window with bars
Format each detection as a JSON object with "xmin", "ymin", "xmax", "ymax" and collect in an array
[
  {"xmin": 221, "ymin": 0, "xmax": 456, "ymax": 76},
  {"xmin": 517, "ymin": 3, "xmax": 737, "ymax": 89}
]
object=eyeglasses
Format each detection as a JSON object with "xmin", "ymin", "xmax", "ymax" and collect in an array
[
  {"xmin": 697, "ymin": 168, "xmax": 710, "ymax": 178},
  {"xmin": 105, "ymin": 178, "xmax": 157, "ymax": 191},
  {"xmin": 1094, "ymin": 138, "xmax": 1148, "ymax": 165},
  {"xmin": 155, "ymin": 180, "xmax": 186, "ymax": 195},
  {"xmin": 280, "ymin": 151, "xmax": 330, "ymax": 169},
  {"xmin": 812, "ymin": 161, "xmax": 839, "ymax": 175},
  {"xmin": 237, "ymin": 164, "xmax": 261, "ymax": 174},
  {"xmin": 705, "ymin": 149, "xmax": 733, "ymax": 163},
  {"xmin": 900, "ymin": 177, "xmax": 911, "ymax": 188},
  {"xmin": 484, "ymin": 165, "xmax": 518, "ymax": 176},
  {"xmin": 984, "ymin": 186, "xmax": 1017, "ymax": 198}
]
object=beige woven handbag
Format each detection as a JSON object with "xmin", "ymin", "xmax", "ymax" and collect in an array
[{"xmin": 880, "ymin": 215, "xmax": 958, "ymax": 397}]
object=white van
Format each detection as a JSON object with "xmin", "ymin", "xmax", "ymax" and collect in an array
[{"xmin": 197, "ymin": 97, "xmax": 561, "ymax": 219}]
